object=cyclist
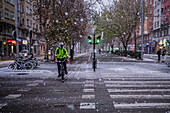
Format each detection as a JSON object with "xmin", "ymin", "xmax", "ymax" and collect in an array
[{"xmin": 55, "ymin": 42, "xmax": 69, "ymax": 77}]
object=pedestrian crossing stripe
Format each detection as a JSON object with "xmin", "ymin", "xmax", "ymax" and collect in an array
[
  {"xmin": 104, "ymin": 80, "xmax": 170, "ymax": 84},
  {"xmin": 4, "ymin": 94, "xmax": 21, "ymax": 99},
  {"xmin": 85, "ymin": 80, "xmax": 94, "ymax": 84},
  {"xmin": 84, "ymin": 84, "xmax": 94, "ymax": 87},
  {"xmin": 80, "ymin": 103, "xmax": 95, "ymax": 109},
  {"xmin": 83, "ymin": 89, "xmax": 94, "ymax": 93},
  {"xmin": 108, "ymin": 89, "xmax": 170, "ymax": 93},
  {"xmin": 103, "ymin": 78, "xmax": 170, "ymax": 80},
  {"xmin": 114, "ymin": 102, "xmax": 170, "ymax": 109},
  {"xmin": 26, "ymin": 83, "xmax": 39, "ymax": 87},
  {"xmin": 110, "ymin": 95, "xmax": 170, "ymax": 99},
  {"xmin": 105, "ymin": 84, "xmax": 170, "ymax": 88},
  {"xmin": 82, "ymin": 95, "xmax": 95, "ymax": 99}
]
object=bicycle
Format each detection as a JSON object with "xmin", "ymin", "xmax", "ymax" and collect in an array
[
  {"xmin": 8, "ymin": 55, "xmax": 34, "ymax": 70},
  {"xmin": 58, "ymin": 59, "xmax": 66, "ymax": 83}
]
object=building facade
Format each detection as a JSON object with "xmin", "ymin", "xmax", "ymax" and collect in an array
[
  {"xmin": 152, "ymin": 0, "xmax": 170, "ymax": 54},
  {"xmin": 0, "ymin": 0, "xmax": 44, "ymax": 60},
  {"xmin": 0, "ymin": 0, "xmax": 15, "ymax": 60},
  {"xmin": 130, "ymin": 0, "xmax": 153, "ymax": 54},
  {"xmin": 18, "ymin": 0, "xmax": 44, "ymax": 56}
]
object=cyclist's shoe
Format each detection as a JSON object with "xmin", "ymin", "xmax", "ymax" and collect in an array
[
  {"xmin": 62, "ymin": 80, "xmax": 64, "ymax": 83},
  {"xmin": 58, "ymin": 74, "xmax": 61, "ymax": 77},
  {"xmin": 65, "ymin": 71, "xmax": 68, "ymax": 75}
]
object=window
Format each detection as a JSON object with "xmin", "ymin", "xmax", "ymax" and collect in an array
[
  {"xmin": 21, "ymin": 5, "xmax": 24, "ymax": 12},
  {"xmin": 36, "ymin": 25, "xmax": 38, "ymax": 30},
  {"xmin": 157, "ymin": 21, "xmax": 159, "ymax": 27},
  {"xmin": 26, "ymin": 7, "xmax": 29, "ymax": 14},
  {"xmin": 22, "ymin": 19, "xmax": 24, "ymax": 26},
  {"xmin": 33, "ymin": 23, "xmax": 35, "ymax": 28},
  {"xmin": 5, "ymin": 9, "xmax": 9, "ymax": 18},
  {"xmin": 161, "ymin": 8, "xmax": 164, "ymax": 14},
  {"xmin": 30, "ymin": 9, "xmax": 32, "ymax": 15},
  {"xmin": 10, "ymin": 0, "xmax": 14, "ymax": 5},
  {"xmin": 18, "ymin": 4, "xmax": 20, "ymax": 11},
  {"xmin": 30, "ymin": 20, "xmax": 32, "ymax": 27},
  {"xmin": 27, "ymin": 19, "xmax": 29, "ymax": 26},
  {"xmin": 11, "ymin": 12, "xmax": 15, "ymax": 20}
]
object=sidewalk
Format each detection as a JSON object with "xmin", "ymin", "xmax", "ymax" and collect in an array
[
  {"xmin": 0, "ymin": 56, "xmax": 44, "ymax": 68},
  {"xmin": 0, "ymin": 52, "xmax": 89, "ymax": 68}
]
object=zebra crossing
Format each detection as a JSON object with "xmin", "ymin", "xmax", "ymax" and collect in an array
[
  {"xmin": 80, "ymin": 79, "xmax": 96, "ymax": 109},
  {"xmin": 103, "ymin": 76, "xmax": 170, "ymax": 110},
  {"xmin": 0, "ymin": 79, "xmax": 44, "ymax": 110}
]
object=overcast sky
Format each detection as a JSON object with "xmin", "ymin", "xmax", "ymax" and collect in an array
[{"xmin": 96, "ymin": 0, "xmax": 110, "ymax": 12}]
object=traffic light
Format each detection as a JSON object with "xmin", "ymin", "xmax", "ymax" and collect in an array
[
  {"xmin": 12, "ymin": 30, "xmax": 16, "ymax": 40},
  {"xmin": 96, "ymin": 35, "xmax": 101, "ymax": 44},
  {"xmin": 88, "ymin": 35, "xmax": 92, "ymax": 44}
]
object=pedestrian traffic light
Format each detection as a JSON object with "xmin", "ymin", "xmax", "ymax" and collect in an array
[
  {"xmin": 12, "ymin": 30, "xmax": 16, "ymax": 40},
  {"xmin": 96, "ymin": 35, "xmax": 101, "ymax": 44},
  {"xmin": 88, "ymin": 35, "xmax": 92, "ymax": 44}
]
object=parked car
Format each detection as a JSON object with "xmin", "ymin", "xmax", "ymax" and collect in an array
[{"xmin": 19, "ymin": 50, "xmax": 33, "ymax": 57}]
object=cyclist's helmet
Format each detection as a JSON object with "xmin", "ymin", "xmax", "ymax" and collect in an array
[{"xmin": 59, "ymin": 42, "xmax": 64, "ymax": 46}]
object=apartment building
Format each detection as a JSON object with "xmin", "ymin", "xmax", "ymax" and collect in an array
[
  {"xmin": 18, "ymin": 0, "xmax": 43, "ymax": 55},
  {"xmin": 131, "ymin": 0, "xmax": 153, "ymax": 54},
  {"xmin": 0, "ymin": 0, "xmax": 15, "ymax": 59},
  {"xmin": 0, "ymin": 0, "xmax": 44, "ymax": 60},
  {"xmin": 152, "ymin": 0, "xmax": 170, "ymax": 54}
]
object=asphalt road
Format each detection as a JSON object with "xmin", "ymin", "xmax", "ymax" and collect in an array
[{"xmin": 0, "ymin": 53, "xmax": 170, "ymax": 113}]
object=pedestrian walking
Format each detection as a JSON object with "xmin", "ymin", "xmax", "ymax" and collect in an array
[
  {"xmin": 162, "ymin": 47, "xmax": 166, "ymax": 62},
  {"xmin": 157, "ymin": 49, "xmax": 161, "ymax": 61}
]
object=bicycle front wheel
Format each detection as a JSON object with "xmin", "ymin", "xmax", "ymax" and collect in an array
[
  {"xmin": 24, "ymin": 62, "xmax": 34, "ymax": 70},
  {"xmin": 8, "ymin": 63, "xmax": 15, "ymax": 70}
]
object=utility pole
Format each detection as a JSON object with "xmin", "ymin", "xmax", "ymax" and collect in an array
[
  {"xmin": 15, "ymin": 0, "xmax": 19, "ymax": 57},
  {"xmin": 93, "ymin": 33, "xmax": 96, "ymax": 72},
  {"xmin": 141, "ymin": 0, "xmax": 144, "ymax": 60}
]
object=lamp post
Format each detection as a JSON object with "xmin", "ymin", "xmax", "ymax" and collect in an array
[
  {"xmin": 15, "ymin": 0, "xmax": 19, "ymax": 57},
  {"xmin": 141, "ymin": 0, "xmax": 144, "ymax": 60}
]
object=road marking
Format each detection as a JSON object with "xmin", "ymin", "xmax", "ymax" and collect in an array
[
  {"xmin": 82, "ymin": 95, "xmax": 95, "ymax": 99},
  {"xmin": 17, "ymin": 88, "xmax": 30, "ymax": 92},
  {"xmin": 33, "ymin": 80, "xmax": 44, "ymax": 83},
  {"xmin": 103, "ymin": 78, "xmax": 170, "ymax": 81},
  {"xmin": 108, "ymin": 89, "xmax": 170, "ymax": 93},
  {"xmin": 26, "ymin": 83, "xmax": 39, "ymax": 87},
  {"xmin": 85, "ymin": 80, "xmax": 94, "ymax": 84},
  {"xmin": 83, "ymin": 89, "xmax": 94, "ymax": 93},
  {"xmin": 4, "ymin": 94, "xmax": 21, "ymax": 99},
  {"xmin": 80, "ymin": 103, "xmax": 95, "ymax": 109},
  {"xmin": 114, "ymin": 102, "xmax": 170, "ymax": 109},
  {"xmin": 104, "ymin": 80, "xmax": 170, "ymax": 84},
  {"xmin": 0, "ymin": 103, "xmax": 7, "ymax": 109},
  {"xmin": 110, "ymin": 95, "xmax": 170, "ymax": 99},
  {"xmin": 105, "ymin": 84, "xmax": 170, "ymax": 88},
  {"xmin": 84, "ymin": 84, "xmax": 94, "ymax": 87}
]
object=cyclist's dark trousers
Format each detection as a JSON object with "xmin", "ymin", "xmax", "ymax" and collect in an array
[{"xmin": 57, "ymin": 58, "xmax": 67, "ymax": 75}]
